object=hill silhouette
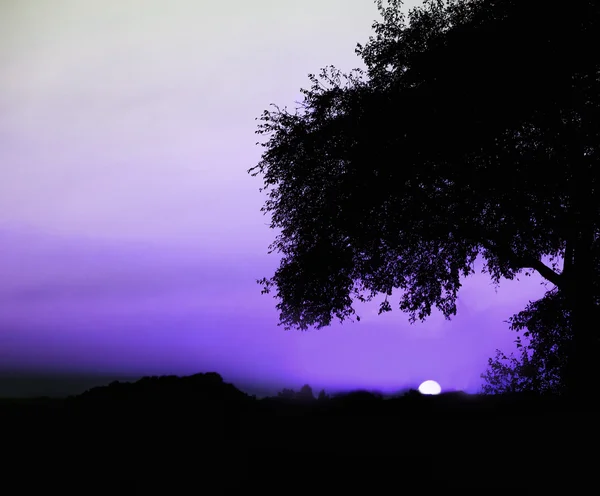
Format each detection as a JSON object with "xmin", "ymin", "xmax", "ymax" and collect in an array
[{"xmin": 73, "ymin": 372, "xmax": 251, "ymax": 404}]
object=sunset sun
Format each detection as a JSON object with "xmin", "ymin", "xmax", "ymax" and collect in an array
[{"xmin": 418, "ymin": 380, "xmax": 442, "ymax": 395}]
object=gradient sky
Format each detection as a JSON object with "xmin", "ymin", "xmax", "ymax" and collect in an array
[{"xmin": 0, "ymin": 0, "xmax": 549, "ymax": 397}]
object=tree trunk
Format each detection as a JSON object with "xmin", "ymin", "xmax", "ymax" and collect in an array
[
  {"xmin": 562, "ymin": 128, "xmax": 598, "ymax": 402},
  {"xmin": 564, "ymin": 240, "xmax": 598, "ymax": 402}
]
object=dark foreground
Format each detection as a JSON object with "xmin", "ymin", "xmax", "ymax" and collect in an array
[{"xmin": 1, "ymin": 373, "xmax": 597, "ymax": 492}]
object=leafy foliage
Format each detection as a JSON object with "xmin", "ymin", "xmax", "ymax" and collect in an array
[
  {"xmin": 480, "ymin": 350, "xmax": 531, "ymax": 395},
  {"xmin": 481, "ymin": 289, "xmax": 571, "ymax": 394}
]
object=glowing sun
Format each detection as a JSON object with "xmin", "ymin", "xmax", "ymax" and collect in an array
[{"xmin": 418, "ymin": 380, "xmax": 442, "ymax": 395}]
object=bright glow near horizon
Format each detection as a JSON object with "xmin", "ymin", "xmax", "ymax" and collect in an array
[{"xmin": 418, "ymin": 380, "xmax": 442, "ymax": 395}]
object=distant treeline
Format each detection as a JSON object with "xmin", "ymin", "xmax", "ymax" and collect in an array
[{"xmin": 62, "ymin": 372, "xmax": 577, "ymax": 414}]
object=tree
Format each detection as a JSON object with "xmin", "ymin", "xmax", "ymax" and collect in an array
[
  {"xmin": 276, "ymin": 385, "xmax": 315, "ymax": 401},
  {"xmin": 298, "ymin": 384, "xmax": 315, "ymax": 401},
  {"xmin": 480, "ymin": 350, "xmax": 526, "ymax": 395},
  {"xmin": 482, "ymin": 288, "xmax": 570, "ymax": 394},
  {"xmin": 249, "ymin": 0, "xmax": 600, "ymax": 396},
  {"xmin": 277, "ymin": 388, "xmax": 296, "ymax": 399}
]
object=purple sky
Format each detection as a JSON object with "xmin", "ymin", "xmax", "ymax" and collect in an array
[{"xmin": 0, "ymin": 0, "xmax": 549, "ymax": 396}]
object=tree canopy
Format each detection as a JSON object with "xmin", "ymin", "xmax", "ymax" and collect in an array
[{"xmin": 249, "ymin": 0, "xmax": 600, "ymax": 395}]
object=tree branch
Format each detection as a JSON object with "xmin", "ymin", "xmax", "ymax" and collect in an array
[
  {"xmin": 520, "ymin": 256, "xmax": 564, "ymax": 289},
  {"xmin": 478, "ymin": 236, "xmax": 564, "ymax": 288}
]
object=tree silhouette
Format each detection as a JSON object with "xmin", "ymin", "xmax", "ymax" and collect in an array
[
  {"xmin": 482, "ymin": 289, "xmax": 570, "ymax": 394},
  {"xmin": 317, "ymin": 389, "xmax": 329, "ymax": 401},
  {"xmin": 249, "ymin": 0, "xmax": 600, "ymax": 396},
  {"xmin": 298, "ymin": 384, "xmax": 315, "ymax": 400},
  {"xmin": 277, "ymin": 388, "xmax": 296, "ymax": 399}
]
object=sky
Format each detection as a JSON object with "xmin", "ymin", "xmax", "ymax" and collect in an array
[{"xmin": 0, "ymin": 0, "xmax": 549, "ymax": 397}]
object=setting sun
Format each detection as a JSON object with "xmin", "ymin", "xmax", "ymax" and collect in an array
[{"xmin": 418, "ymin": 380, "xmax": 442, "ymax": 395}]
